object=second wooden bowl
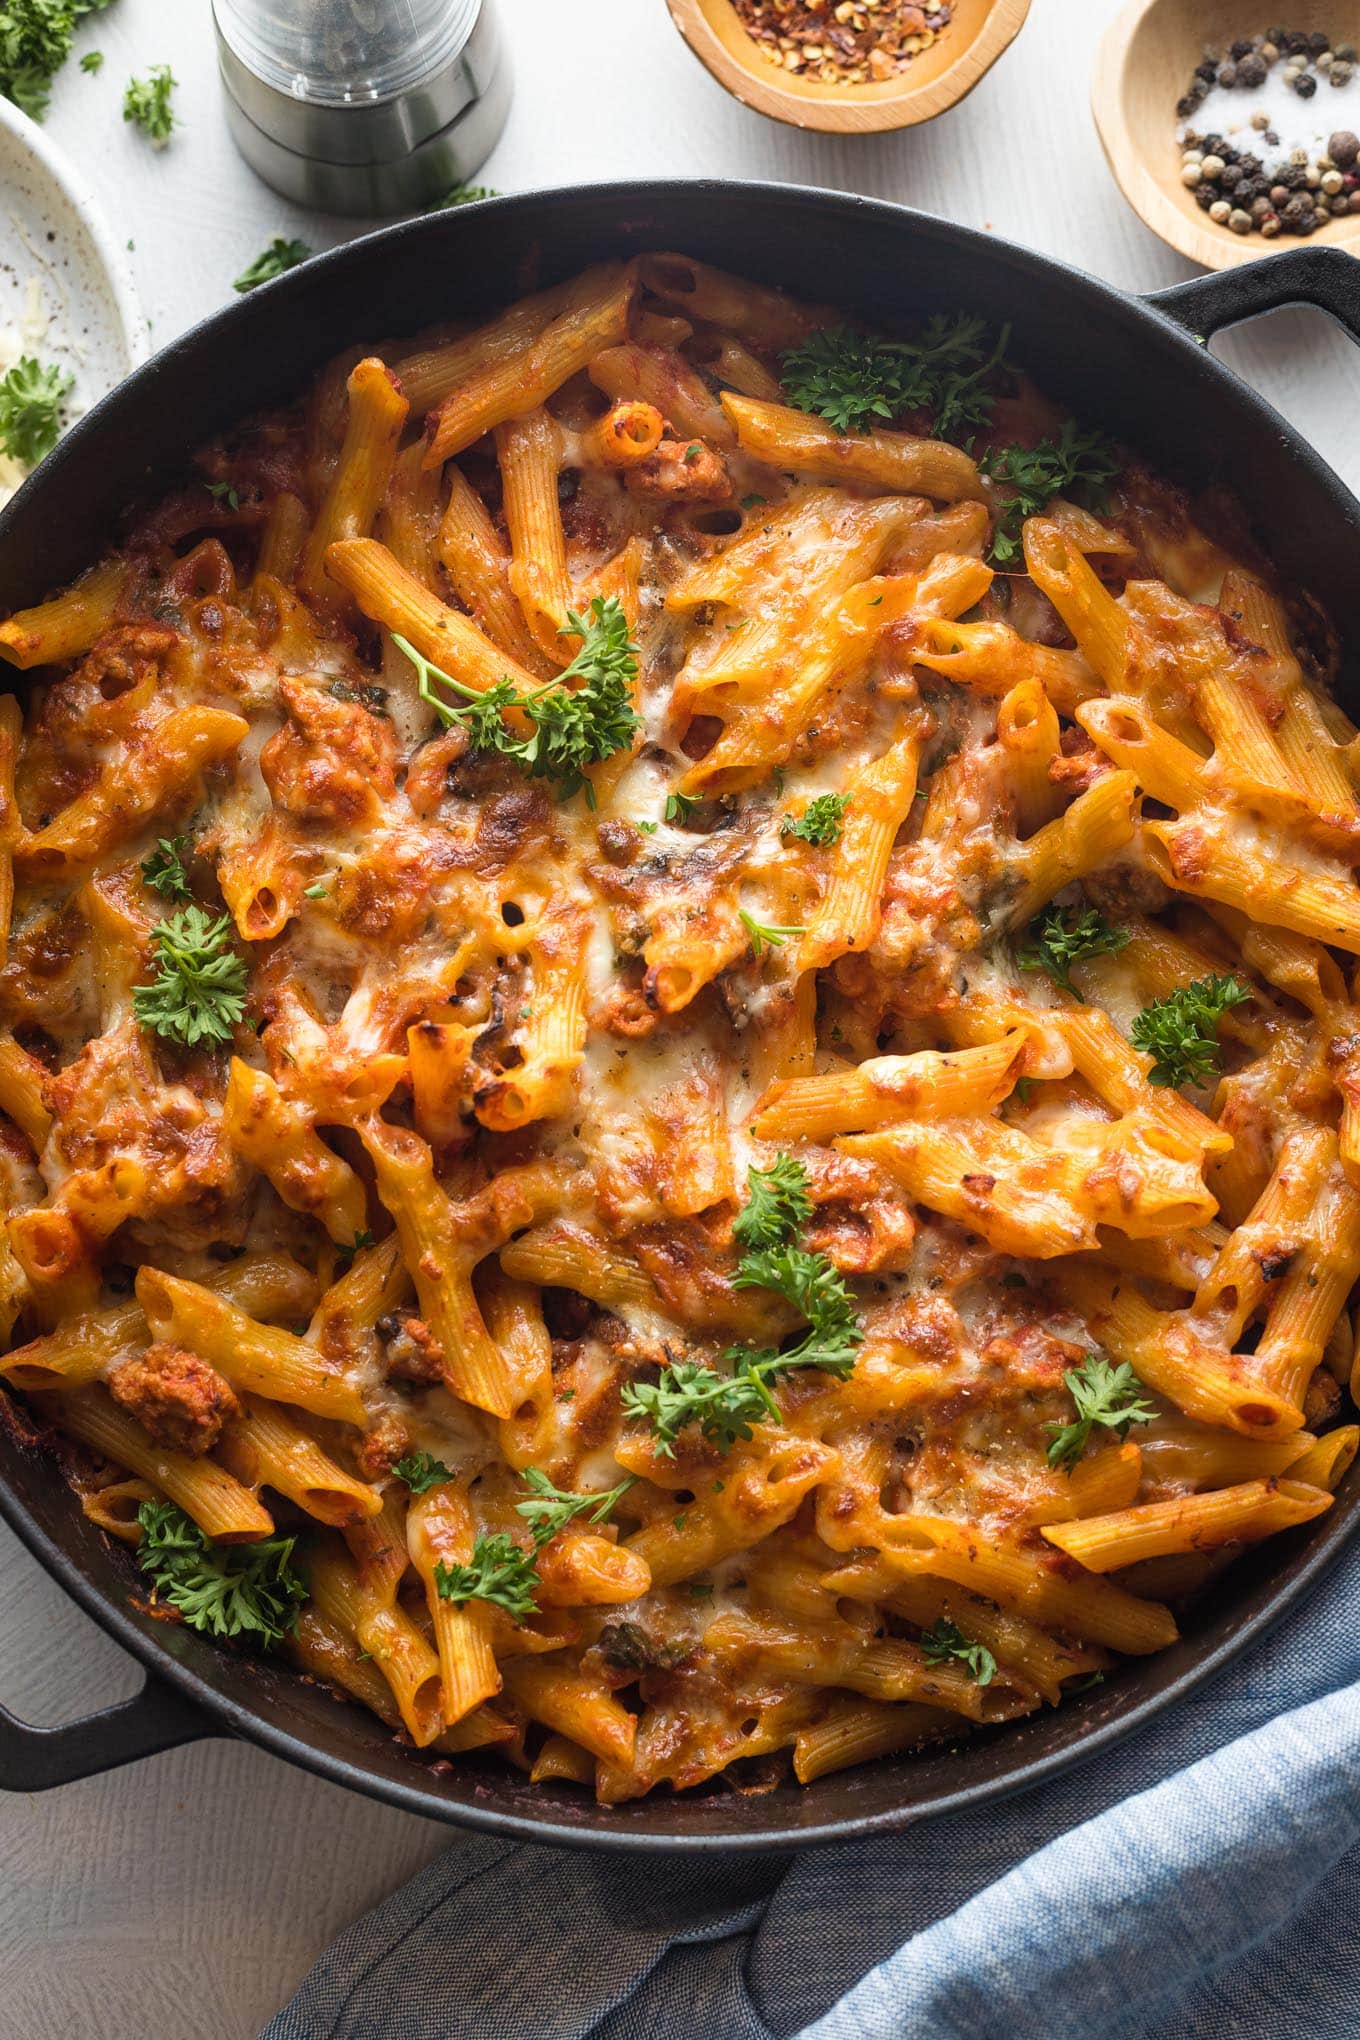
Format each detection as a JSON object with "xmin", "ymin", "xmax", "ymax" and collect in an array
[
  {"xmin": 664, "ymin": 0, "xmax": 1031, "ymax": 133},
  {"xmin": 1093, "ymin": 0, "xmax": 1360, "ymax": 269}
]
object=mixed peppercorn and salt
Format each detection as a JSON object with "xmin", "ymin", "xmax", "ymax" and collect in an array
[{"xmin": 1176, "ymin": 26, "xmax": 1360, "ymax": 239}]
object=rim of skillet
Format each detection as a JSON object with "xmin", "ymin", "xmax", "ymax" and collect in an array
[{"xmin": 0, "ymin": 176, "xmax": 1356, "ymax": 1851}]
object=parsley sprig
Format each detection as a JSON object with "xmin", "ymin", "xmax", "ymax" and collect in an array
[
  {"xmin": 136, "ymin": 1501, "xmax": 306, "ymax": 1646},
  {"xmin": 435, "ymin": 1535, "xmax": 540, "ymax": 1621},
  {"xmin": 981, "ymin": 423, "xmax": 1121, "ymax": 566},
  {"xmin": 132, "ymin": 906, "xmax": 249, "ymax": 1049},
  {"xmin": 1047, "ymin": 1354, "xmax": 1155, "ymax": 1471},
  {"xmin": 781, "ymin": 792, "xmax": 848, "ymax": 847},
  {"xmin": 0, "ymin": 0, "xmax": 112, "ymax": 122},
  {"xmin": 781, "ymin": 315, "xmax": 1008, "ymax": 440},
  {"xmin": 233, "ymin": 238, "xmax": 313, "ymax": 293},
  {"xmin": 514, "ymin": 1467, "xmax": 636, "ymax": 1542},
  {"xmin": 393, "ymin": 1451, "xmax": 454, "ymax": 1495},
  {"xmin": 1016, "ymin": 903, "xmax": 1129, "ymax": 1000},
  {"xmin": 920, "ymin": 1617, "xmax": 997, "ymax": 1686},
  {"xmin": 732, "ymin": 1155, "xmax": 813, "ymax": 1253},
  {"xmin": 622, "ymin": 1153, "xmax": 861, "ymax": 1457},
  {"xmin": 140, "ymin": 834, "xmax": 192, "ymax": 900},
  {"xmin": 123, "ymin": 62, "xmax": 176, "ymax": 147},
  {"xmin": 396, "ymin": 595, "xmax": 640, "ymax": 807},
  {"xmin": 0, "ymin": 355, "xmax": 72, "ymax": 466},
  {"xmin": 1131, "ymin": 974, "xmax": 1249, "ymax": 1089},
  {"xmin": 432, "ymin": 1467, "xmax": 634, "ymax": 1619}
]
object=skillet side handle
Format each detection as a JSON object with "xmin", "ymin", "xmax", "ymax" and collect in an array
[
  {"xmin": 0, "ymin": 1678, "xmax": 215, "ymax": 1790},
  {"xmin": 1147, "ymin": 245, "xmax": 1360, "ymax": 346}
]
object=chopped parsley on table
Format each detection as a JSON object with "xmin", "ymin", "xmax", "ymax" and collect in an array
[
  {"xmin": 233, "ymin": 237, "xmax": 313, "ymax": 293},
  {"xmin": 0, "ymin": 355, "xmax": 72, "ymax": 466},
  {"xmin": 123, "ymin": 62, "xmax": 176, "ymax": 146},
  {"xmin": 0, "ymin": 0, "xmax": 113, "ymax": 122}
]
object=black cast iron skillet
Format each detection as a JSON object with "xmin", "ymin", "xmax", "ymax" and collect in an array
[{"xmin": 1, "ymin": 182, "xmax": 1359, "ymax": 1852}]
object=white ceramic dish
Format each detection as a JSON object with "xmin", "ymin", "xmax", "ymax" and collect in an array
[{"xmin": 0, "ymin": 94, "xmax": 146, "ymax": 497}]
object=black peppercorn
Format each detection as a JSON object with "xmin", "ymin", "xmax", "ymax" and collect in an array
[
  {"xmin": 1294, "ymin": 72, "xmax": 1318, "ymax": 97},
  {"xmin": 1331, "ymin": 61, "xmax": 1354, "ymax": 85},
  {"xmin": 1250, "ymin": 195, "xmax": 1272, "ymax": 220},
  {"xmin": 1195, "ymin": 57, "xmax": 1218, "ymax": 81},
  {"xmin": 1238, "ymin": 151, "xmax": 1263, "ymax": 173},
  {"xmin": 1216, "ymin": 62, "xmax": 1238, "ymax": 86},
  {"xmin": 1202, "ymin": 133, "xmax": 1227, "ymax": 154},
  {"xmin": 1266, "ymin": 23, "xmax": 1285, "ymax": 41},
  {"xmin": 1308, "ymin": 30, "xmax": 1330, "ymax": 54},
  {"xmin": 1283, "ymin": 29, "xmax": 1310, "ymax": 53},
  {"xmin": 1281, "ymin": 192, "xmax": 1314, "ymax": 223},
  {"xmin": 1229, "ymin": 36, "xmax": 1254, "ymax": 58},
  {"xmin": 1238, "ymin": 53, "xmax": 1268, "ymax": 85},
  {"xmin": 1246, "ymin": 174, "xmax": 1271, "ymax": 198},
  {"xmin": 1279, "ymin": 162, "xmax": 1308, "ymax": 189},
  {"xmin": 1195, "ymin": 182, "xmax": 1216, "ymax": 210},
  {"xmin": 1332, "ymin": 193, "xmax": 1351, "ymax": 214}
]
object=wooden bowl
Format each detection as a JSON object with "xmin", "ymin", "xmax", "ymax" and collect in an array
[
  {"xmin": 663, "ymin": 0, "xmax": 1031, "ymax": 133},
  {"xmin": 1093, "ymin": 0, "xmax": 1360, "ymax": 269}
]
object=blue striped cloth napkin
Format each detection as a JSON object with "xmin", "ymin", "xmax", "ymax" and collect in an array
[{"xmin": 263, "ymin": 1546, "xmax": 1360, "ymax": 2040}]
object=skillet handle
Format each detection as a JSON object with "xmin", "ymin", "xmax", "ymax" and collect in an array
[
  {"xmin": 1147, "ymin": 245, "xmax": 1360, "ymax": 345},
  {"xmin": 0, "ymin": 1678, "xmax": 214, "ymax": 1790}
]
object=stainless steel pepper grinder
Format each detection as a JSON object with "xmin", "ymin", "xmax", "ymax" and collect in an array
[{"xmin": 212, "ymin": 0, "xmax": 510, "ymax": 218}]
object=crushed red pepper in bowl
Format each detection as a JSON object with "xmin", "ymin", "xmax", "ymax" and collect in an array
[{"xmin": 729, "ymin": 0, "xmax": 954, "ymax": 85}]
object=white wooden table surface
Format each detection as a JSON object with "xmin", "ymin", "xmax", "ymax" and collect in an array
[{"xmin": 2, "ymin": 1, "xmax": 1359, "ymax": 2035}]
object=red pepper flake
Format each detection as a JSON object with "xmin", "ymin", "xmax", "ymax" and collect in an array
[{"xmin": 728, "ymin": 0, "xmax": 953, "ymax": 86}]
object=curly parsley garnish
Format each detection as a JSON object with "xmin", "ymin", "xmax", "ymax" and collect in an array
[
  {"xmin": 665, "ymin": 790, "xmax": 699, "ymax": 825},
  {"xmin": 0, "ymin": 354, "xmax": 72, "ymax": 466},
  {"xmin": 122, "ymin": 62, "xmax": 176, "ymax": 146},
  {"xmin": 429, "ymin": 1469, "xmax": 634, "ymax": 1618},
  {"xmin": 622, "ymin": 1156, "xmax": 860, "ymax": 1457},
  {"xmin": 434, "ymin": 1535, "xmax": 540, "ymax": 1621},
  {"xmin": 732, "ymin": 1154, "xmax": 813, "ymax": 1253},
  {"xmin": 920, "ymin": 1618, "xmax": 997, "ymax": 1686},
  {"xmin": 132, "ymin": 906, "xmax": 249, "ymax": 1048},
  {"xmin": 781, "ymin": 315, "xmax": 1007, "ymax": 440},
  {"xmin": 513, "ymin": 1467, "xmax": 635, "ymax": 1543},
  {"xmin": 396, "ymin": 595, "xmax": 640, "ymax": 808},
  {"xmin": 781, "ymin": 792, "xmax": 848, "ymax": 847},
  {"xmin": 1016, "ymin": 903, "xmax": 1129, "ymax": 999},
  {"xmin": 1130, "ymin": 974, "xmax": 1250, "ymax": 1089},
  {"xmin": 0, "ymin": 0, "xmax": 112, "ymax": 121},
  {"xmin": 233, "ymin": 237, "xmax": 313, "ymax": 293},
  {"xmin": 981, "ymin": 423, "xmax": 1121, "ymax": 566},
  {"xmin": 393, "ymin": 1451, "xmax": 454, "ymax": 1495},
  {"xmin": 140, "ymin": 834, "xmax": 191, "ymax": 901},
  {"xmin": 1047, "ymin": 1354, "xmax": 1155, "ymax": 1472},
  {"xmin": 136, "ymin": 1501, "xmax": 306, "ymax": 1646}
]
